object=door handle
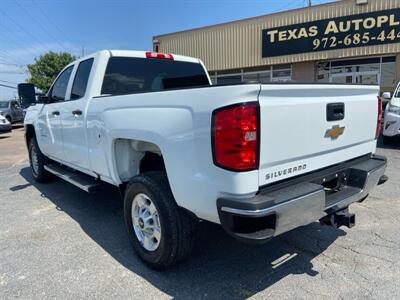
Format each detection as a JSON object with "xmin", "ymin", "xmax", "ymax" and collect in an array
[
  {"xmin": 52, "ymin": 111, "xmax": 60, "ymax": 116},
  {"xmin": 327, "ymin": 103, "xmax": 345, "ymax": 121},
  {"xmin": 72, "ymin": 110, "xmax": 82, "ymax": 116}
]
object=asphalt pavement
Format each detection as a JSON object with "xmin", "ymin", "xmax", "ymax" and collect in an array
[{"xmin": 1, "ymin": 127, "xmax": 400, "ymax": 299}]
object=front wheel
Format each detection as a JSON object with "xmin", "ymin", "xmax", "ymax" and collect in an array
[
  {"xmin": 124, "ymin": 171, "xmax": 197, "ymax": 269},
  {"xmin": 28, "ymin": 137, "xmax": 52, "ymax": 183}
]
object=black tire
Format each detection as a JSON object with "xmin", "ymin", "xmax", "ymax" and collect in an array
[
  {"xmin": 5, "ymin": 115, "xmax": 12, "ymax": 124},
  {"xmin": 124, "ymin": 171, "xmax": 197, "ymax": 269},
  {"xmin": 28, "ymin": 136, "xmax": 52, "ymax": 183}
]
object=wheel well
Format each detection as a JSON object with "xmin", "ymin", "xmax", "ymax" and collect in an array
[
  {"xmin": 114, "ymin": 139, "xmax": 166, "ymax": 183},
  {"xmin": 140, "ymin": 152, "xmax": 165, "ymax": 173},
  {"xmin": 25, "ymin": 124, "xmax": 36, "ymax": 145}
]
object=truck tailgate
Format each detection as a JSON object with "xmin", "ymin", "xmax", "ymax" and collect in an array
[{"xmin": 258, "ymin": 84, "xmax": 379, "ymax": 187}]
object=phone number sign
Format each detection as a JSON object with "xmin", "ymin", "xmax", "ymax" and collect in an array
[{"xmin": 262, "ymin": 8, "xmax": 400, "ymax": 58}]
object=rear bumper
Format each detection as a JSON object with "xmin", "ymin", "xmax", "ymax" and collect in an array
[{"xmin": 217, "ymin": 154, "xmax": 387, "ymax": 243}]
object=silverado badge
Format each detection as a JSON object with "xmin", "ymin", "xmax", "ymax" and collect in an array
[{"xmin": 325, "ymin": 125, "xmax": 345, "ymax": 139}]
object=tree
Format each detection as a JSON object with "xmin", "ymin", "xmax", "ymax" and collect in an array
[{"xmin": 27, "ymin": 52, "xmax": 76, "ymax": 93}]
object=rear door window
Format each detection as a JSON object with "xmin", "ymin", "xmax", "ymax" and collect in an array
[
  {"xmin": 70, "ymin": 58, "xmax": 94, "ymax": 100},
  {"xmin": 101, "ymin": 57, "xmax": 209, "ymax": 96}
]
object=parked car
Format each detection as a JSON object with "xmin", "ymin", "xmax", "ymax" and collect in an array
[
  {"xmin": 0, "ymin": 114, "xmax": 12, "ymax": 135},
  {"xmin": 382, "ymin": 85, "xmax": 400, "ymax": 144},
  {"xmin": 0, "ymin": 99, "xmax": 24, "ymax": 124},
  {"xmin": 23, "ymin": 50, "xmax": 387, "ymax": 269}
]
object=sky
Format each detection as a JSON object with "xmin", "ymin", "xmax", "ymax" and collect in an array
[{"xmin": 0, "ymin": 0, "xmax": 336, "ymax": 99}]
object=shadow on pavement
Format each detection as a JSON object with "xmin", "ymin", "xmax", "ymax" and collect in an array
[{"xmin": 17, "ymin": 166, "xmax": 345, "ymax": 299}]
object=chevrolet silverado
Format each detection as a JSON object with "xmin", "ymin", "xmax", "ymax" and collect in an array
[{"xmin": 23, "ymin": 50, "xmax": 387, "ymax": 268}]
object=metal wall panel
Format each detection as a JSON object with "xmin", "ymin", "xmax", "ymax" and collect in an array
[{"xmin": 154, "ymin": 0, "xmax": 400, "ymax": 72}]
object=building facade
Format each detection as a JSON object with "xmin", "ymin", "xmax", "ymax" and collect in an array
[{"xmin": 153, "ymin": 0, "xmax": 400, "ymax": 93}]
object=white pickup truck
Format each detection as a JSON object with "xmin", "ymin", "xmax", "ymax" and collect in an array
[{"xmin": 23, "ymin": 50, "xmax": 387, "ymax": 269}]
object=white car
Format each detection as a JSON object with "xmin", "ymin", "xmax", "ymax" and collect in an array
[
  {"xmin": 23, "ymin": 50, "xmax": 387, "ymax": 268},
  {"xmin": 382, "ymin": 87, "xmax": 400, "ymax": 144},
  {"xmin": 0, "ymin": 114, "xmax": 12, "ymax": 134}
]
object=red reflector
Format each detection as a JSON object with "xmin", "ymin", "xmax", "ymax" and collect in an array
[
  {"xmin": 212, "ymin": 102, "xmax": 259, "ymax": 171},
  {"xmin": 376, "ymin": 96, "xmax": 382, "ymax": 139},
  {"xmin": 145, "ymin": 51, "xmax": 174, "ymax": 60}
]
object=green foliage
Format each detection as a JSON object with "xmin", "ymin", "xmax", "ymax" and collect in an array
[{"xmin": 27, "ymin": 52, "xmax": 76, "ymax": 93}]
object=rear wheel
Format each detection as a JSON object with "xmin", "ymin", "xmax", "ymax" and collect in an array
[
  {"xmin": 124, "ymin": 171, "xmax": 197, "ymax": 269},
  {"xmin": 28, "ymin": 137, "xmax": 52, "ymax": 183}
]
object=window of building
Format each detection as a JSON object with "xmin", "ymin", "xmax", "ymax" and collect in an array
[
  {"xmin": 215, "ymin": 65, "xmax": 291, "ymax": 84},
  {"xmin": 243, "ymin": 70, "xmax": 271, "ymax": 83},
  {"xmin": 70, "ymin": 58, "xmax": 94, "ymax": 100},
  {"xmin": 317, "ymin": 56, "xmax": 396, "ymax": 91},
  {"xmin": 216, "ymin": 74, "xmax": 242, "ymax": 84},
  {"xmin": 272, "ymin": 68, "xmax": 291, "ymax": 82},
  {"xmin": 381, "ymin": 57, "xmax": 396, "ymax": 91},
  {"xmin": 210, "ymin": 74, "xmax": 218, "ymax": 84},
  {"xmin": 317, "ymin": 62, "xmax": 330, "ymax": 83},
  {"xmin": 242, "ymin": 72, "xmax": 258, "ymax": 82}
]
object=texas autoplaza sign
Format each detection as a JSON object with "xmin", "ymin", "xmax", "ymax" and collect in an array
[{"xmin": 262, "ymin": 8, "xmax": 400, "ymax": 58}]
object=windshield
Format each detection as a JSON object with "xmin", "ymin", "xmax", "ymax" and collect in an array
[
  {"xmin": 395, "ymin": 86, "xmax": 400, "ymax": 98},
  {"xmin": 0, "ymin": 101, "xmax": 9, "ymax": 109},
  {"xmin": 101, "ymin": 57, "xmax": 210, "ymax": 96}
]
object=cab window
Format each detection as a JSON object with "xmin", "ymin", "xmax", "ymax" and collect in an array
[
  {"xmin": 70, "ymin": 58, "xmax": 94, "ymax": 100},
  {"xmin": 101, "ymin": 57, "xmax": 209, "ymax": 96},
  {"xmin": 50, "ymin": 66, "xmax": 73, "ymax": 101}
]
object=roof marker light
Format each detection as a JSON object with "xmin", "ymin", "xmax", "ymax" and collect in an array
[{"xmin": 145, "ymin": 51, "xmax": 174, "ymax": 60}]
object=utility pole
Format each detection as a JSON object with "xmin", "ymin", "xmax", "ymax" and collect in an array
[{"xmin": 308, "ymin": 0, "xmax": 312, "ymax": 7}]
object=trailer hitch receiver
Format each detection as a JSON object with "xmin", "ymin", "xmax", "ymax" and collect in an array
[{"xmin": 319, "ymin": 208, "xmax": 355, "ymax": 229}]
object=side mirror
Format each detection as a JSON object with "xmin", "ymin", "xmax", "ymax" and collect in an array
[
  {"xmin": 382, "ymin": 92, "xmax": 391, "ymax": 100},
  {"xmin": 17, "ymin": 83, "xmax": 37, "ymax": 108}
]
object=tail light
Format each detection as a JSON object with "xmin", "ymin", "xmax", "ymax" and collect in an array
[
  {"xmin": 376, "ymin": 96, "xmax": 382, "ymax": 139},
  {"xmin": 145, "ymin": 51, "xmax": 174, "ymax": 60},
  {"xmin": 212, "ymin": 102, "xmax": 259, "ymax": 172}
]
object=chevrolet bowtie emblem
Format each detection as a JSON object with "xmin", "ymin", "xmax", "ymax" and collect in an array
[{"xmin": 325, "ymin": 125, "xmax": 345, "ymax": 139}]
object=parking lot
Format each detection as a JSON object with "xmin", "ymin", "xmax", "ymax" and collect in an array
[{"xmin": 0, "ymin": 127, "xmax": 399, "ymax": 299}]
